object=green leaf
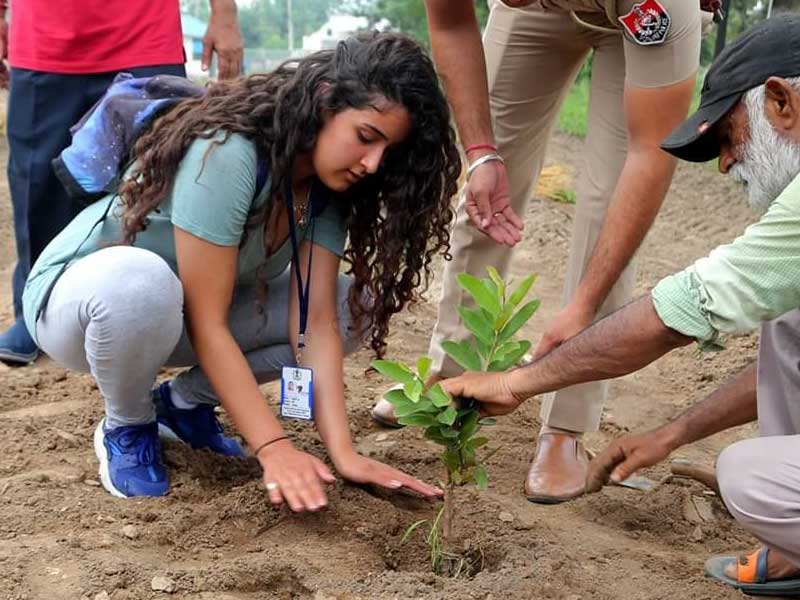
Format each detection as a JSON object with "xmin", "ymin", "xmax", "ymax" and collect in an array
[
  {"xmin": 456, "ymin": 273, "xmax": 501, "ymax": 317},
  {"xmin": 482, "ymin": 277, "xmax": 498, "ymax": 298},
  {"xmin": 497, "ymin": 299, "xmax": 541, "ymax": 344},
  {"xmin": 475, "ymin": 337, "xmax": 490, "ymax": 360},
  {"xmin": 424, "ymin": 427, "xmax": 449, "ymax": 445},
  {"xmin": 427, "ymin": 383, "xmax": 452, "ymax": 408},
  {"xmin": 437, "ymin": 406, "xmax": 457, "ymax": 426},
  {"xmin": 451, "ymin": 469, "xmax": 463, "ymax": 485},
  {"xmin": 474, "ymin": 466, "xmax": 488, "ymax": 490},
  {"xmin": 401, "ymin": 519, "xmax": 429, "ymax": 543},
  {"xmin": 493, "ymin": 304, "xmax": 515, "ymax": 331},
  {"xmin": 492, "ymin": 341, "xmax": 521, "ymax": 361},
  {"xmin": 441, "ymin": 340, "xmax": 482, "ymax": 371},
  {"xmin": 441, "ymin": 449, "xmax": 461, "ymax": 473},
  {"xmin": 404, "ymin": 379, "xmax": 423, "ymax": 403},
  {"xmin": 416, "ymin": 356, "xmax": 432, "ymax": 382},
  {"xmin": 383, "ymin": 388, "xmax": 411, "ymax": 405},
  {"xmin": 462, "ymin": 448, "xmax": 477, "ymax": 468},
  {"xmin": 371, "ymin": 360, "xmax": 415, "ymax": 384},
  {"xmin": 488, "ymin": 340, "xmax": 532, "ymax": 371},
  {"xmin": 394, "ymin": 398, "xmax": 436, "ymax": 417},
  {"xmin": 397, "ymin": 414, "xmax": 438, "ymax": 428},
  {"xmin": 458, "ymin": 410, "xmax": 480, "ymax": 441},
  {"xmin": 466, "ymin": 436, "xmax": 489, "ymax": 450},
  {"xmin": 478, "ymin": 417, "xmax": 497, "ymax": 426},
  {"xmin": 508, "ymin": 274, "xmax": 537, "ymax": 308},
  {"xmin": 486, "ymin": 266, "xmax": 505, "ymax": 296},
  {"xmin": 439, "ymin": 426, "xmax": 460, "ymax": 438},
  {"xmin": 456, "ymin": 306, "xmax": 495, "ymax": 346}
]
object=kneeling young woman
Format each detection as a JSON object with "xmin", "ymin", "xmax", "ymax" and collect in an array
[{"xmin": 22, "ymin": 33, "xmax": 461, "ymax": 511}]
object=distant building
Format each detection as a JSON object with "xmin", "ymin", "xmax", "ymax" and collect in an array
[
  {"xmin": 302, "ymin": 15, "xmax": 369, "ymax": 51},
  {"xmin": 181, "ymin": 13, "xmax": 208, "ymax": 79}
]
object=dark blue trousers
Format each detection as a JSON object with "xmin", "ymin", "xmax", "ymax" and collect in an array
[{"xmin": 7, "ymin": 64, "xmax": 186, "ymax": 319}]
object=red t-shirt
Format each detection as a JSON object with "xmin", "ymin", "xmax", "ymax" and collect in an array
[{"xmin": 9, "ymin": 0, "xmax": 185, "ymax": 74}]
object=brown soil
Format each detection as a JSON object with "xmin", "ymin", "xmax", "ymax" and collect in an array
[{"xmin": 0, "ymin": 131, "xmax": 767, "ymax": 600}]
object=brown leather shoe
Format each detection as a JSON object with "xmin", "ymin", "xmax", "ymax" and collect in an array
[
  {"xmin": 371, "ymin": 387, "xmax": 404, "ymax": 428},
  {"xmin": 525, "ymin": 432, "xmax": 589, "ymax": 504}
]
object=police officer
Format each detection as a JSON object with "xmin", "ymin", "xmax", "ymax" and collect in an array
[{"xmin": 372, "ymin": 0, "xmax": 708, "ymax": 504}]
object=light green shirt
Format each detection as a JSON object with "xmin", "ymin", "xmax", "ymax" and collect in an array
[
  {"xmin": 652, "ymin": 172, "xmax": 800, "ymax": 344},
  {"xmin": 23, "ymin": 133, "xmax": 348, "ymax": 343}
]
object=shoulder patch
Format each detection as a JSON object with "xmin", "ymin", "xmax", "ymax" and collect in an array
[{"xmin": 618, "ymin": 0, "xmax": 671, "ymax": 45}]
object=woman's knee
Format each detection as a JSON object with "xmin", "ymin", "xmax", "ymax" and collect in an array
[{"xmin": 80, "ymin": 247, "xmax": 183, "ymax": 342}]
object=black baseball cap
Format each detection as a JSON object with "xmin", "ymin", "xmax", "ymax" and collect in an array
[{"xmin": 661, "ymin": 15, "xmax": 800, "ymax": 163}]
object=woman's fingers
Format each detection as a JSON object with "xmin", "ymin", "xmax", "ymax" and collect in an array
[
  {"xmin": 381, "ymin": 469, "xmax": 443, "ymax": 498},
  {"xmin": 264, "ymin": 479, "xmax": 284, "ymax": 507},
  {"xmin": 298, "ymin": 471, "xmax": 327, "ymax": 511},
  {"xmin": 264, "ymin": 462, "xmax": 331, "ymax": 513},
  {"xmin": 312, "ymin": 456, "xmax": 337, "ymax": 484}
]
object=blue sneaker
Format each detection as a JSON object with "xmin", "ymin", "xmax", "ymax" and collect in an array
[
  {"xmin": 0, "ymin": 318, "xmax": 39, "ymax": 365},
  {"xmin": 93, "ymin": 419, "xmax": 169, "ymax": 498},
  {"xmin": 153, "ymin": 382, "xmax": 245, "ymax": 457}
]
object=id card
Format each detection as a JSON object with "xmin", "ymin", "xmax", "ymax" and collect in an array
[{"xmin": 280, "ymin": 366, "xmax": 314, "ymax": 420}]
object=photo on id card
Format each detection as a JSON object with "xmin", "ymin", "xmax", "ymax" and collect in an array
[{"xmin": 280, "ymin": 366, "xmax": 314, "ymax": 420}]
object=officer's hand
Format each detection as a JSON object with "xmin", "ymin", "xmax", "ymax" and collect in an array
[
  {"xmin": 533, "ymin": 301, "xmax": 595, "ymax": 360},
  {"xmin": 586, "ymin": 428, "xmax": 676, "ymax": 493},
  {"xmin": 464, "ymin": 159, "xmax": 524, "ymax": 247},
  {"xmin": 203, "ymin": 0, "xmax": 244, "ymax": 80}
]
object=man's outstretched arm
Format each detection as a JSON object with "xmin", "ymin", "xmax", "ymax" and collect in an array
[{"xmin": 443, "ymin": 295, "xmax": 692, "ymax": 414}]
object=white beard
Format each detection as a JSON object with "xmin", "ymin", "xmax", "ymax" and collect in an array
[{"xmin": 728, "ymin": 91, "xmax": 800, "ymax": 212}]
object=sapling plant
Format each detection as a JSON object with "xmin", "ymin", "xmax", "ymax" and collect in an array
[{"xmin": 371, "ymin": 267, "xmax": 540, "ymax": 575}]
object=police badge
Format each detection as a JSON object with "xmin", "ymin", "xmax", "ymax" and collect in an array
[{"xmin": 618, "ymin": 0, "xmax": 671, "ymax": 46}]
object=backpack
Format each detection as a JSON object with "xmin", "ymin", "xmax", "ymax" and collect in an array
[{"xmin": 52, "ymin": 72, "xmax": 269, "ymax": 202}]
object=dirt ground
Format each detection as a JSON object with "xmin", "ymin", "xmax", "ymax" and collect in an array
[{"xmin": 0, "ymin": 130, "xmax": 771, "ymax": 600}]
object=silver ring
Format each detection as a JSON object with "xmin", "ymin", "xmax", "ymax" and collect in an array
[{"xmin": 265, "ymin": 481, "xmax": 279, "ymax": 492}]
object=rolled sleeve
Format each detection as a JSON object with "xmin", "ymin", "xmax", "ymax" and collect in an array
[
  {"xmin": 621, "ymin": 0, "xmax": 701, "ymax": 88},
  {"xmin": 652, "ymin": 173, "xmax": 800, "ymax": 344},
  {"xmin": 652, "ymin": 269, "xmax": 718, "ymax": 342}
]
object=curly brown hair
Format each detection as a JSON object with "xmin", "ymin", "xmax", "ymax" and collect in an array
[{"xmin": 118, "ymin": 32, "xmax": 461, "ymax": 356}]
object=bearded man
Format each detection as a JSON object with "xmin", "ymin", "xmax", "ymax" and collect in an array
[{"xmin": 442, "ymin": 16, "xmax": 800, "ymax": 596}]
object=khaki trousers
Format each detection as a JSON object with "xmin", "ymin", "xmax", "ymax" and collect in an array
[
  {"xmin": 716, "ymin": 309, "xmax": 800, "ymax": 566},
  {"xmin": 428, "ymin": 2, "xmax": 631, "ymax": 432}
]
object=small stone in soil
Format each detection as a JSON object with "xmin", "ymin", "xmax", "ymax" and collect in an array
[
  {"xmin": 94, "ymin": 592, "xmax": 110, "ymax": 600},
  {"xmin": 375, "ymin": 433, "xmax": 389, "ymax": 442},
  {"xmin": 689, "ymin": 524, "xmax": 704, "ymax": 542},
  {"xmin": 84, "ymin": 479, "xmax": 101, "ymax": 487},
  {"xmin": 151, "ymin": 575, "xmax": 176, "ymax": 593},
  {"xmin": 498, "ymin": 511, "xmax": 514, "ymax": 523},
  {"xmin": 120, "ymin": 525, "xmax": 139, "ymax": 540}
]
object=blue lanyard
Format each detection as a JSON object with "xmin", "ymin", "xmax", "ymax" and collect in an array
[{"xmin": 284, "ymin": 180, "xmax": 314, "ymax": 362}]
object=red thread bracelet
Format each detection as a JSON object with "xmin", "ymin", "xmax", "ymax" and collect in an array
[{"xmin": 465, "ymin": 143, "xmax": 498, "ymax": 155}]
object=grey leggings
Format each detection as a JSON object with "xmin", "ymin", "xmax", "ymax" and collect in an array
[{"xmin": 35, "ymin": 246, "xmax": 361, "ymax": 429}]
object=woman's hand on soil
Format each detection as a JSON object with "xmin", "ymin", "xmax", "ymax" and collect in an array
[
  {"xmin": 464, "ymin": 160, "xmax": 524, "ymax": 247},
  {"xmin": 441, "ymin": 371, "xmax": 522, "ymax": 416},
  {"xmin": 258, "ymin": 440, "xmax": 336, "ymax": 512},
  {"xmin": 333, "ymin": 452, "xmax": 443, "ymax": 499},
  {"xmin": 586, "ymin": 427, "xmax": 678, "ymax": 493}
]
